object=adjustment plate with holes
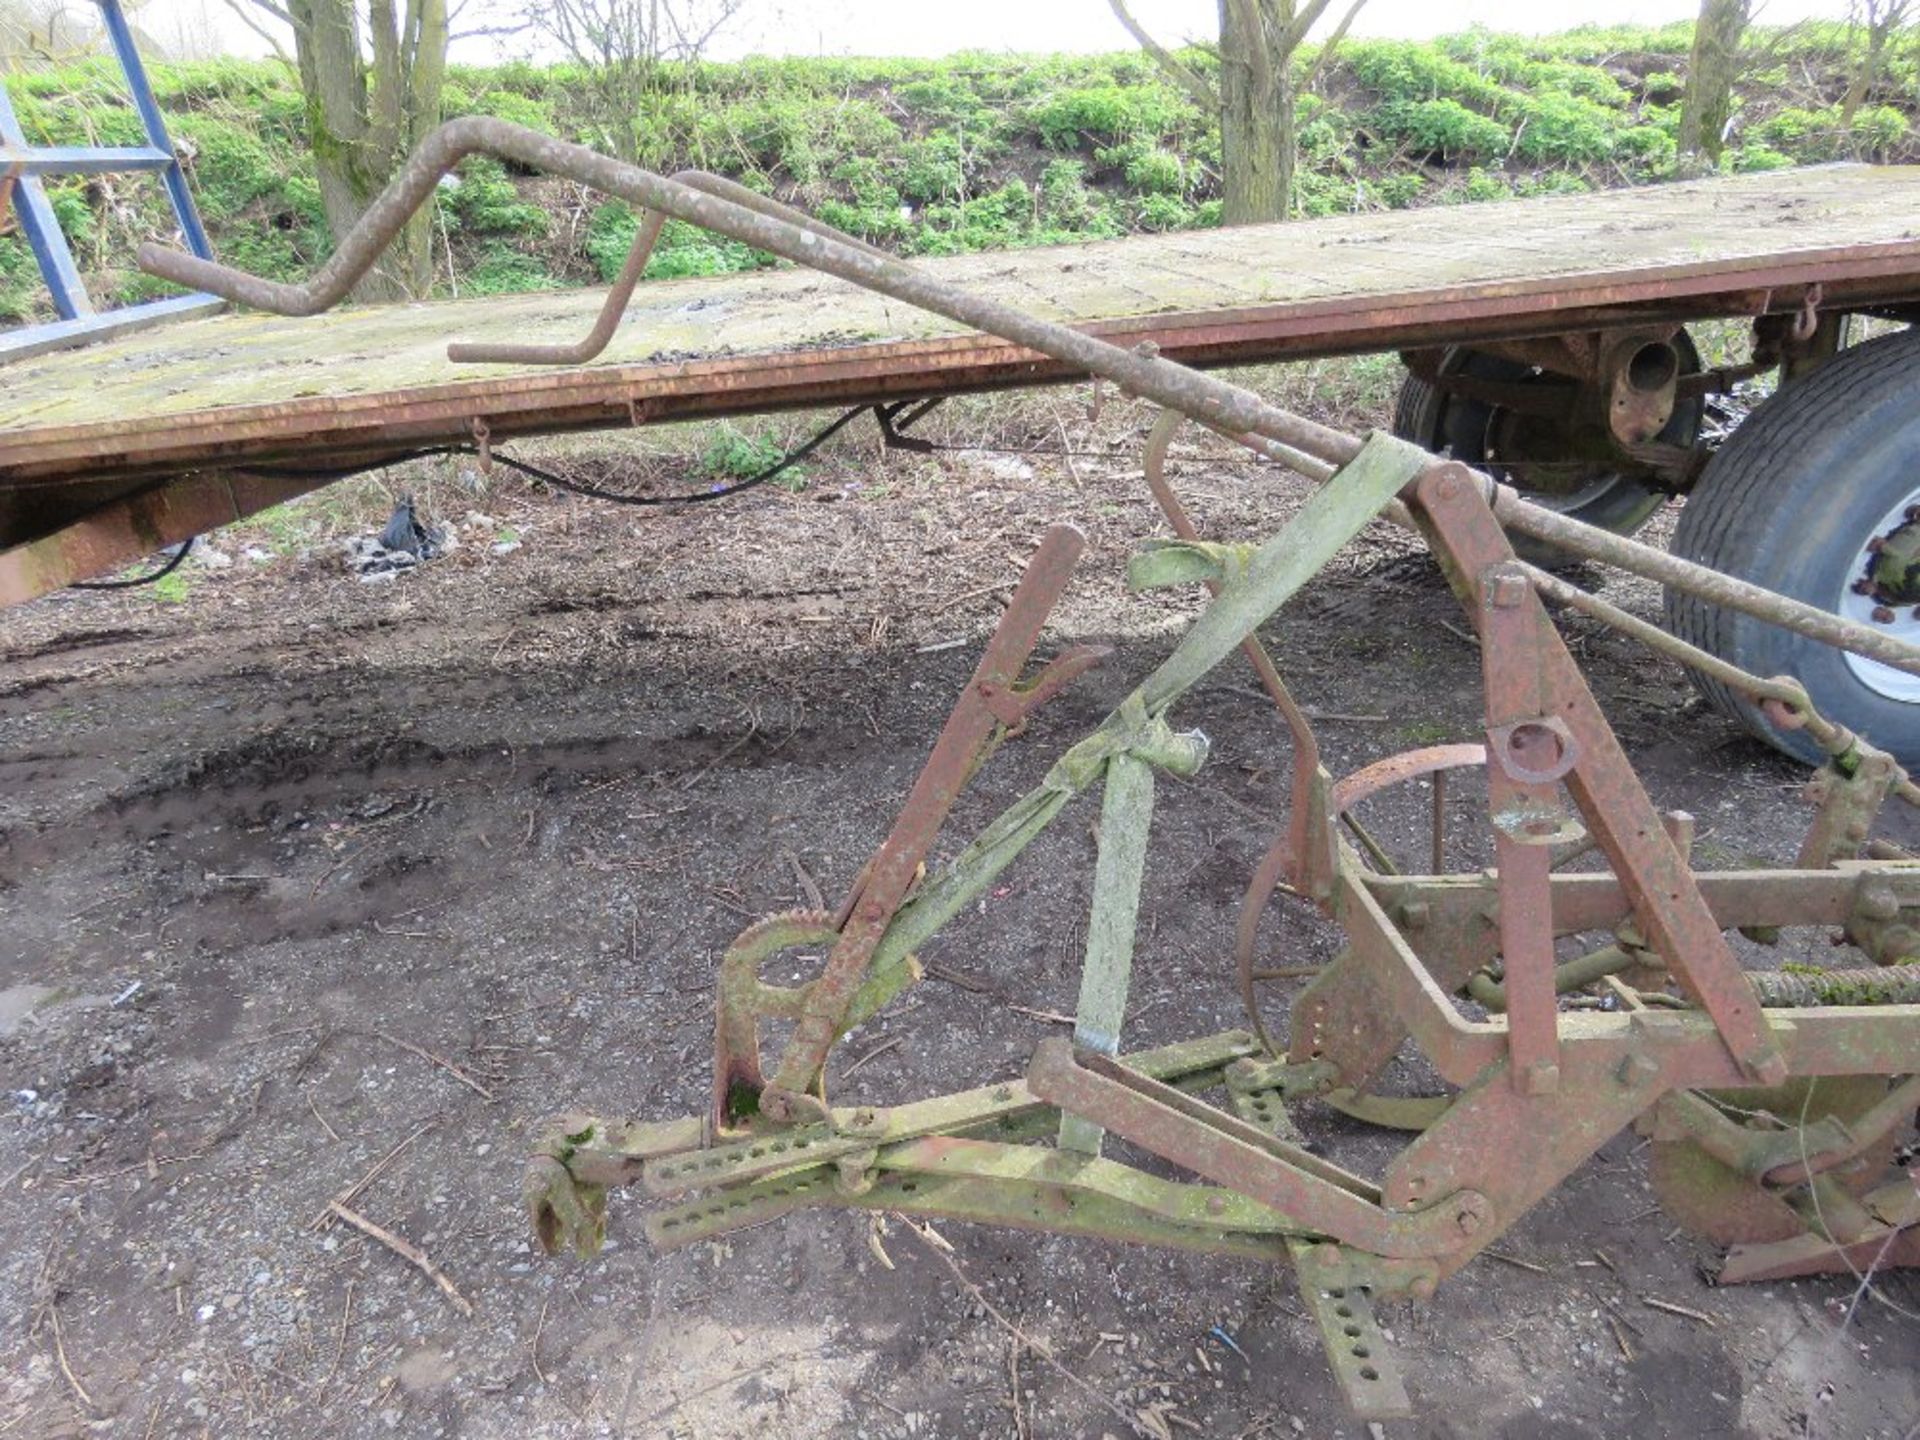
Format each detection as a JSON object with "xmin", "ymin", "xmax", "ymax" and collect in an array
[{"xmin": 1290, "ymin": 1240, "xmax": 1415, "ymax": 1421}]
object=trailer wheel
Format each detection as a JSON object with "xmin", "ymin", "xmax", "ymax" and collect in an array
[
  {"xmin": 1393, "ymin": 338, "xmax": 1703, "ymax": 563},
  {"xmin": 1667, "ymin": 325, "xmax": 1920, "ymax": 766}
]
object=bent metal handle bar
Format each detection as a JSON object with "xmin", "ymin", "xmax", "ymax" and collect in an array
[
  {"xmin": 138, "ymin": 116, "xmax": 1920, "ymax": 682},
  {"xmin": 446, "ymin": 169, "xmax": 899, "ymax": 366}
]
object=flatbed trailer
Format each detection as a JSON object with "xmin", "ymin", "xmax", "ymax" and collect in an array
[
  {"xmin": 24, "ymin": 161, "xmax": 1920, "ymax": 766},
  {"xmin": 4, "ymin": 164, "xmax": 1919, "ymax": 584}
]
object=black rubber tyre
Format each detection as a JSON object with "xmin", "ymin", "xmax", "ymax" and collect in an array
[
  {"xmin": 1392, "ymin": 340, "xmax": 1703, "ymax": 565},
  {"xmin": 1667, "ymin": 326, "xmax": 1920, "ymax": 767}
]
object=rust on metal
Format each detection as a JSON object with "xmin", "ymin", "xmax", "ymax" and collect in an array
[
  {"xmin": 0, "ymin": 469, "xmax": 319, "ymax": 606},
  {"xmin": 718, "ymin": 521, "xmax": 1104, "ymax": 1125}
]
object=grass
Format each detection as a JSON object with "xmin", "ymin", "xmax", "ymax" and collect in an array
[{"xmin": 2, "ymin": 22, "xmax": 1914, "ymax": 324}]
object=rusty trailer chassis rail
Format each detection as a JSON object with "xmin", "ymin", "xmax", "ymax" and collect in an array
[{"xmin": 128, "ymin": 121, "xmax": 1920, "ymax": 1421}]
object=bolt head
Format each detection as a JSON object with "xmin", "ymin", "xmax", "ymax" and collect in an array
[
  {"xmin": 1519, "ymin": 1060, "xmax": 1561, "ymax": 1096},
  {"xmin": 1853, "ymin": 579, "xmax": 1877, "ymax": 596},
  {"xmin": 1873, "ymin": 606, "xmax": 1897, "ymax": 624},
  {"xmin": 1616, "ymin": 1051, "xmax": 1660, "ymax": 1088},
  {"xmin": 1488, "ymin": 573, "xmax": 1529, "ymax": 609}
]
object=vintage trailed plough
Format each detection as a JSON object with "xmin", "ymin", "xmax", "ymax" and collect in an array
[{"xmin": 143, "ymin": 120, "xmax": 1920, "ymax": 1419}]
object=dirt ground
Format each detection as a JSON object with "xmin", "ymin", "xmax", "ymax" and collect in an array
[{"xmin": 1, "ymin": 381, "xmax": 1917, "ymax": 1440}]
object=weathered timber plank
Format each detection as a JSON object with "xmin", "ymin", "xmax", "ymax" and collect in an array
[{"xmin": 4, "ymin": 165, "xmax": 1920, "ymax": 489}]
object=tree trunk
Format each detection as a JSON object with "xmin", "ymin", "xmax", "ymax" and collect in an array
[
  {"xmin": 1677, "ymin": 0, "xmax": 1749, "ymax": 171},
  {"xmin": 1218, "ymin": 0, "xmax": 1292, "ymax": 224},
  {"xmin": 1839, "ymin": 6, "xmax": 1906, "ymax": 128},
  {"xmin": 285, "ymin": 0, "xmax": 446, "ymax": 302}
]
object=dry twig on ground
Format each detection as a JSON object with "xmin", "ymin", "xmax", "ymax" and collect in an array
[{"xmin": 327, "ymin": 1201, "xmax": 474, "ymax": 1317}]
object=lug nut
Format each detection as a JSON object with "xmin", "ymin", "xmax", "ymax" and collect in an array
[
  {"xmin": 1868, "ymin": 537, "xmax": 1887, "ymax": 554},
  {"xmin": 1873, "ymin": 606, "xmax": 1897, "ymax": 623},
  {"xmin": 1853, "ymin": 579, "xmax": 1876, "ymax": 596},
  {"xmin": 1906, "ymin": 505, "xmax": 1920, "ymax": 521}
]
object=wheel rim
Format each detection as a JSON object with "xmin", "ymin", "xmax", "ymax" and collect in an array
[{"xmin": 1836, "ymin": 483, "xmax": 1920, "ymax": 702}]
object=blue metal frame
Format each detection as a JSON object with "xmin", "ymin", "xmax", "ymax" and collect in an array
[{"xmin": 0, "ymin": 0, "xmax": 221, "ymax": 360}]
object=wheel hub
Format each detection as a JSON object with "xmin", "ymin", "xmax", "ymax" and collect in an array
[
  {"xmin": 1864, "ymin": 508, "xmax": 1920, "ymax": 604},
  {"xmin": 1839, "ymin": 487, "xmax": 1920, "ymax": 701}
]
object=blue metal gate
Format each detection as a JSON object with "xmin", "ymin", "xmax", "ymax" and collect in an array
[{"xmin": 0, "ymin": 0, "xmax": 219, "ymax": 361}]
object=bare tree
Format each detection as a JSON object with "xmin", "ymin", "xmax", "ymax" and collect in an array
[
  {"xmin": 523, "ymin": 0, "xmax": 743, "ymax": 163},
  {"xmin": 1840, "ymin": 0, "xmax": 1911, "ymax": 127},
  {"xmin": 1677, "ymin": 0, "xmax": 1750, "ymax": 171},
  {"xmin": 1109, "ymin": 0, "xmax": 1362, "ymax": 225},
  {"xmin": 239, "ymin": 0, "xmax": 449, "ymax": 302},
  {"xmin": 2, "ymin": 0, "xmax": 102, "ymax": 70}
]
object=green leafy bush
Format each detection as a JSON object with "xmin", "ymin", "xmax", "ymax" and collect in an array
[
  {"xmin": 1730, "ymin": 142, "xmax": 1795, "ymax": 173},
  {"xmin": 466, "ymin": 247, "xmax": 558, "ymax": 295},
  {"xmin": 442, "ymin": 157, "xmax": 549, "ymax": 237},
  {"xmin": 700, "ymin": 425, "xmax": 785, "ymax": 479},
  {"xmin": 1513, "ymin": 171, "xmax": 1592, "ymax": 197},
  {"xmin": 1039, "ymin": 157, "xmax": 1102, "ymax": 228},
  {"xmin": 1028, "ymin": 83, "xmax": 1191, "ymax": 149},
  {"xmin": 1135, "ymin": 193, "xmax": 1193, "ymax": 231},
  {"xmin": 584, "ymin": 200, "xmax": 640, "ymax": 284},
  {"xmin": 1510, "ymin": 92, "xmax": 1616, "ymax": 165},
  {"xmin": 645, "ymin": 219, "xmax": 773, "ymax": 279},
  {"xmin": 46, "ymin": 187, "xmax": 95, "ymax": 249},
  {"xmin": 1641, "ymin": 71, "xmax": 1684, "ymax": 103},
  {"xmin": 899, "ymin": 132, "xmax": 970, "ymax": 204},
  {"xmin": 894, "ymin": 74, "xmax": 989, "ymax": 127},
  {"xmin": 1371, "ymin": 172, "xmax": 1425, "ymax": 208},
  {"xmin": 1615, "ymin": 124, "xmax": 1677, "ymax": 170},
  {"xmin": 442, "ymin": 82, "xmax": 557, "ymax": 135},
  {"xmin": 1849, "ymin": 104, "xmax": 1910, "ymax": 158},
  {"xmin": 1123, "ymin": 146, "xmax": 1185, "ymax": 195},
  {"xmin": 1757, "ymin": 106, "xmax": 1837, "ymax": 159},
  {"xmin": 1371, "ymin": 98, "xmax": 1510, "ymax": 160},
  {"xmin": 1346, "ymin": 39, "xmax": 1505, "ymax": 112}
]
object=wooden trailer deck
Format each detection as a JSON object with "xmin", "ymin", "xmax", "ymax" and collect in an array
[{"xmin": 4, "ymin": 164, "xmax": 1920, "ymax": 598}]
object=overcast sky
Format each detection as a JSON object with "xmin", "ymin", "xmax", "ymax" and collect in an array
[{"xmin": 140, "ymin": 0, "xmax": 1854, "ymax": 64}]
